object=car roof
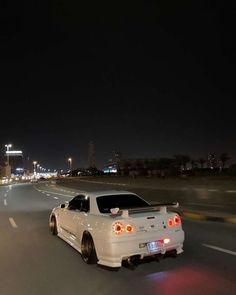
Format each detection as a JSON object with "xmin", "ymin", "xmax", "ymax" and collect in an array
[{"xmin": 80, "ymin": 190, "xmax": 137, "ymax": 199}]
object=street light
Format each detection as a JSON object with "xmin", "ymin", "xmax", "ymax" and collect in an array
[
  {"xmin": 68, "ymin": 158, "xmax": 72, "ymax": 171},
  {"xmin": 33, "ymin": 161, "xmax": 37, "ymax": 175},
  {"xmin": 5, "ymin": 144, "xmax": 12, "ymax": 166}
]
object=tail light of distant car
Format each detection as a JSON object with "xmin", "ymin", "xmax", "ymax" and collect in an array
[
  {"xmin": 112, "ymin": 222, "xmax": 135, "ymax": 235},
  {"xmin": 168, "ymin": 214, "xmax": 181, "ymax": 227}
]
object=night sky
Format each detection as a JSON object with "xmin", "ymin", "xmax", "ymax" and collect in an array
[{"xmin": 0, "ymin": 1, "xmax": 235, "ymax": 170}]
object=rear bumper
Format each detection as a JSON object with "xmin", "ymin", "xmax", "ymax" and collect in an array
[{"xmin": 96, "ymin": 229, "xmax": 185, "ymax": 268}]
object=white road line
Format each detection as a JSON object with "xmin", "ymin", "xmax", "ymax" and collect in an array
[
  {"xmin": 46, "ymin": 194, "xmax": 50, "ymax": 196},
  {"xmin": 202, "ymin": 243, "xmax": 236, "ymax": 256},
  {"xmin": 34, "ymin": 187, "xmax": 74, "ymax": 198},
  {"xmin": 207, "ymin": 189, "xmax": 218, "ymax": 192},
  {"xmin": 54, "ymin": 197, "xmax": 59, "ymax": 200},
  {"xmin": 4, "ymin": 199, "xmax": 7, "ymax": 206},
  {"xmin": 225, "ymin": 190, "xmax": 236, "ymax": 193},
  {"xmin": 9, "ymin": 217, "xmax": 18, "ymax": 228},
  {"xmin": 4, "ymin": 193, "xmax": 7, "ymax": 197}
]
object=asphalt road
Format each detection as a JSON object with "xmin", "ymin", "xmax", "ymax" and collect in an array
[{"xmin": 0, "ymin": 182, "xmax": 236, "ymax": 295}]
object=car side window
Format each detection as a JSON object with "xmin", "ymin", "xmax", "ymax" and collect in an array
[
  {"xmin": 68, "ymin": 195, "xmax": 84, "ymax": 210},
  {"xmin": 68, "ymin": 195, "xmax": 89, "ymax": 212},
  {"xmin": 80, "ymin": 198, "xmax": 90, "ymax": 212}
]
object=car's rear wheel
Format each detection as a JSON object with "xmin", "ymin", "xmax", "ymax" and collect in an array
[
  {"xmin": 50, "ymin": 216, "xmax": 58, "ymax": 235},
  {"xmin": 81, "ymin": 233, "xmax": 98, "ymax": 264}
]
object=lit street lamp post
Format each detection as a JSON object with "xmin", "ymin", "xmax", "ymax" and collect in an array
[
  {"xmin": 68, "ymin": 158, "xmax": 72, "ymax": 172},
  {"xmin": 33, "ymin": 161, "xmax": 37, "ymax": 175}
]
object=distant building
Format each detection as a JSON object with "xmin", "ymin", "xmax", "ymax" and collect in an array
[
  {"xmin": 88, "ymin": 141, "xmax": 96, "ymax": 168},
  {"xmin": 103, "ymin": 151, "xmax": 122, "ymax": 174},
  {"xmin": 0, "ymin": 163, "xmax": 11, "ymax": 178},
  {"xmin": 5, "ymin": 150, "xmax": 24, "ymax": 176}
]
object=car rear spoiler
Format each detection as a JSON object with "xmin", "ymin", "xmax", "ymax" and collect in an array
[{"xmin": 110, "ymin": 202, "xmax": 179, "ymax": 218}]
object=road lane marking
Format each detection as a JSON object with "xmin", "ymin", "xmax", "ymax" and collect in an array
[
  {"xmin": 207, "ymin": 189, "xmax": 218, "ymax": 192},
  {"xmin": 225, "ymin": 190, "xmax": 236, "ymax": 193},
  {"xmin": 9, "ymin": 217, "xmax": 18, "ymax": 228},
  {"xmin": 202, "ymin": 243, "xmax": 236, "ymax": 256},
  {"xmin": 34, "ymin": 187, "xmax": 74, "ymax": 198},
  {"xmin": 54, "ymin": 197, "xmax": 59, "ymax": 200},
  {"xmin": 76, "ymin": 179, "xmax": 127, "ymax": 186},
  {"xmin": 4, "ymin": 193, "xmax": 7, "ymax": 197},
  {"xmin": 4, "ymin": 199, "xmax": 7, "ymax": 206},
  {"xmin": 46, "ymin": 194, "xmax": 50, "ymax": 196}
]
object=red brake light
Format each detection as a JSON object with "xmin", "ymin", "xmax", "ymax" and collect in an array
[
  {"xmin": 126, "ymin": 224, "xmax": 134, "ymax": 233},
  {"xmin": 168, "ymin": 218, "xmax": 174, "ymax": 227},
  {"xmin": 174, "ymin": 215, "xmax": 181, "ymax": 226},
  {"xmin": 112, "ymin": 222, "xmax": 125, "ymax": 235}
]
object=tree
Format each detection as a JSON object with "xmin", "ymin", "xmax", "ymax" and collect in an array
[
  {"xmin": 182, "ymin": 155, "xmax": 191, "ymax": 170},
  {"xmin": 198, "ymin": 158, "xmax": 206, "ymax": 169},
  {"xmin": 191, "ymin": 159, "xmax": 197, "ymax": 170},
  {"xmin": 219, "ymin": 153, "xmax": 231, "ymax": 168},
  {"xmin": 174, "ymin": 154, "xmax": 191, "ymax": 170},
  {"xmin": 157, "ymin": 158, "xmax": 175, "ymax": 170},
  {"xmin": 174, "ymin": 155, "xmax": 184, "ymax": 170}
]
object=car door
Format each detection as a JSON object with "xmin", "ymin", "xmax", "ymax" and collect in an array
[
  {"xmin": 72, "ymin": 196, "xmax": 90, "ymax": 247},
  {"xmin": 62, "ymin": 196, "xmax": 83, "ymax": 241},
  {"xmin": 66, "ymin": 195, "xmax": 89, "ymax": 244}
]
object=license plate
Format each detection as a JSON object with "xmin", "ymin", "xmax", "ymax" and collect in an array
[{"xmin": 147, "ymin": 241, "xmax": 160, "ymax": 253}]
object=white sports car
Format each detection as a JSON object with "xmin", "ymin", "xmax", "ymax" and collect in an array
[{"xmin": 49, "ymin": 190, "xmax": 184, "ymax": 268}]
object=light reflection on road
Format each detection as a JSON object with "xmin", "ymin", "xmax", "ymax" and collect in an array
[{"xmin": 144, "ymin": 266, "xmax": 235, "ymax": 295}]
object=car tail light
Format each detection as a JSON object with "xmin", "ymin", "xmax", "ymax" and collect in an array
[
  {"xmin": 168, "ymin": 218, "xmax": 174, "ymax": 227},
  {"xmin": 168, "ymin": 215, "xmax": 181, "ymax": 227},
  {"xmin": 174, "ymin": 214, "xmax": 181, "ymax": 226},
  {"xmin": 112, "ymin": 222, "xmax": 125, "ymax": 235},
  {"xmin": 126, "ymin": 224, "xmax": 135, "ymax": 233}
]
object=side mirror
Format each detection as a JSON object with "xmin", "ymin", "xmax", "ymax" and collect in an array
[{"xmin": 60, "ymin": 204, "xmax": 65, "ymax": 208}]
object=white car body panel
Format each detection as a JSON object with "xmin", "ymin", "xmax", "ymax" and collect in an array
[{"xmin": 50, "ymin": 190, "xmax": 185, "ymax": 268}]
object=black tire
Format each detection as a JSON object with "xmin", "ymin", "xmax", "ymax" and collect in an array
[
  {"xmin": 81, "ymin": 233, "xmax": 98, "ymax": 264},
  {"xmin": 50, "ymin": 216, "xmax": 58, "ymax": 235}
]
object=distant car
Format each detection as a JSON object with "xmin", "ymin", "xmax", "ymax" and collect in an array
[{"xmin": 49, "ymin": 190, "xmax": 184, "ymax": 268}]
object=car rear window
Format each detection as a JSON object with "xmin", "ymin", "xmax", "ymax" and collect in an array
[{"xmin": 96, "ymin": 194, "xmax": 149, "ymax": 213}]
